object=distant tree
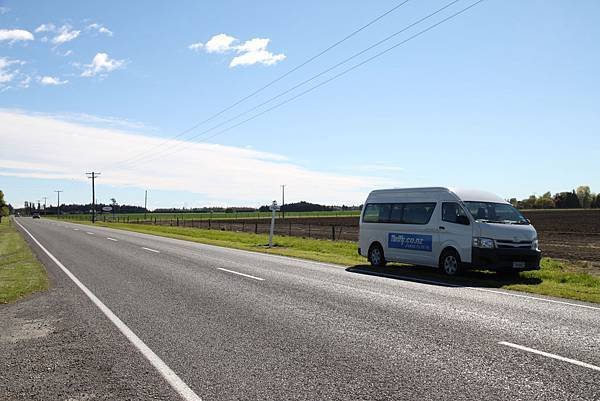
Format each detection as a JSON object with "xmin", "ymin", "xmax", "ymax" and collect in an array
[
  {"xmin": 592, "ymin": 194, "xmax": 600, "ymax": 208},
  {"xmin": 509, "ymin": 198, "xmax": 518, "ymax": 207},
  {"xmin": 567, "ymin": 190, "xmax": 581, "ymax": 208},
  {"xmin": 576, "ymin": 185, "xmax": 593, "ymax": 208},
  {"xmin": 534, "ymin": 191, "xmax": 554, "ymax": 209},
  {"xmin": 0, "ymin": 190, "xmax": 9, "ymax": 223},
  {"xmin": 519, "ymin": 195, "xmax": 538, "ymax": 209}
]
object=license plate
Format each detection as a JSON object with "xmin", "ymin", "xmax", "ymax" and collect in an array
[{"xmin": 512, "ymin": 261, "xmax": 526, "ymax": 269}]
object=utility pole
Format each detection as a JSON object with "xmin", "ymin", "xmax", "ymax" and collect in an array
[
  {"xmin": 144, "ymin": 190, "xmax": 148, "ymax": 219},
  {"xmin": 281, "ymin": 184, "xmax": 286, "ymax": 219},
  {"xmin": 54, "ymin": 190, "xmax": 63, "ymax": 218},
  {"xmin": 86, "ymin": 172, "xmax": 101, "ymax": 223},
  {"xmin": 42, "ymin": 197, "xmax": 47, "ymax": 216}
]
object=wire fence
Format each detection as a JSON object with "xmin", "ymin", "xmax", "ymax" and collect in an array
[{"xmin": 69, "ymin": 215, "xmax": 361, "ymax": 242}]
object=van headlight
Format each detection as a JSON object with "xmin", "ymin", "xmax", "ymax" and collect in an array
[
  {"xmin": 532, "ymin": 238, "xmax": 539, "ymax": 250},
  {"xmin": 473, "ymin": 237, "xmax": 495, "ymax": 249}
]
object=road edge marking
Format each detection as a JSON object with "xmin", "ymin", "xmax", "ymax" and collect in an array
[
  {"xmin": 14, "ymin": 219, "xmax": 202, "ymax": 401},
  {"xmin": 217, "ymin": 267, "xmax": 264, "ymax": 281},
  {"xmin": 107, "ymin": 237, "xmax": 118, "ymax": 242},
  {"xmin": 498, "ymin": 341, "xmax": 600, "ymax": 372}
]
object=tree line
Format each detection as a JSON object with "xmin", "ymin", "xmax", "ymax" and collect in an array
[{"xmin": 510, "ymin": 185, "xmax": 600, "ymax": 209}]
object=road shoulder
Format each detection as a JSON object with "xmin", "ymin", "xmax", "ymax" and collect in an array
[{"xmin": 1, "ymin": 221, "xmax": 180, "ymax": 401}]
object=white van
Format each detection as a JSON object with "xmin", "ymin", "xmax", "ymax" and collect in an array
[{"xmin": 358, "ymin": 187, "xmax": 541, "ymax": 275}]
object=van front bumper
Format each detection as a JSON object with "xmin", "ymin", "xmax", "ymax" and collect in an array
[{"xmin": 471, "ymin": 248, "xmax": 541, "ymax": 271}]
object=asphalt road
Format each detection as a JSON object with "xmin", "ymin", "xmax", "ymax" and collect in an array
[{"xmin": 11, "ymin": 217, "xmax": 600, "ymax": 400}]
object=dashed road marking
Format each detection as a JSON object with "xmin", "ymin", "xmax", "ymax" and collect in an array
[
  {"xmin": 142, "ymin": 247, "xmax": 160, "ymax": 253},
  {"xmin": 217, "ymin": 267, "xmax": 264, "ymax": 281}
]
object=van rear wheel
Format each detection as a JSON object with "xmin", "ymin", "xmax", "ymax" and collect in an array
[
  {"xmin": 368, "ymin": 244, "xmax": 386, "ymax": 268},
  {"xmin": 440, "ymin": 249, "xmax": 461, "ymax": 276}
]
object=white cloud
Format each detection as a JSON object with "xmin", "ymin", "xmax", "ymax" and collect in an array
[
  {"xmin": 87, "ymin": 23, "xmax": 113, "ymax": 37},
  {"xmin": 0, "ymin": 29, "xmax": 34, "ymax": 43},
  {"xmin": 0, "ymin": 57, "xmax": 23, "ymax": 87},
  {"xmin": 188, "ymin": 42, "xmax": 203, "ymax": 52},
  {"xmin": 189, "ymin": 33, "xmax": 285, "ymax": 68},
  {"xmin": 230, "ymin": 49, "xmax": 286, "ymax": 67},
  {"xmin": 235, "ymin": 38, "xmax": 270, "ymax": 53},
  {"xmin": 19, "ymin": 76, "xmax": 32, "ymax": 88},
  {"xmin": 39, "ymin": 76, "xmax": 68, "ymax": 86},
  {"xmin": 35, "ymin": 23, "xmax": 56, "ymax": 33},
  {"xmin": 204, "ymin": 33, "xmax": 237, "ymax": 53},
  {"xmin": 98, "ymin": 26, "xmax": 113, "ymax": 36},
  {"xmin": 51, "ymin": 25, "xmax": 80, "ymax": 45},
  {"xmin": 0, "ymin": 7, "xmax": 9, "ymax": 14},
  {"xmin": 80, "ymin": 52, "xmax": 125, "ymax": 77},
  {"xmin": 230, "ymin": 37, "xmax": 285, "ymax": 67},
  {"xmin": 0, "ymin": 110, "xmax": 388, "ymax": 205}
]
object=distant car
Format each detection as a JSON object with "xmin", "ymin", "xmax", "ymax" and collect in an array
[{"xmin": 32, "ymin": 213, "xmax": 41, "ymax": 219}]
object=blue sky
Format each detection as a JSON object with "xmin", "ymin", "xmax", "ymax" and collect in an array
[{"xmin": 1, "ymin": 0, "xmax": 599, "ymax": 209}]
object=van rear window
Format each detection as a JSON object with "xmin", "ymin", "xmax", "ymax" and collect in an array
[{"xmin": 362, "ymin": 202, "xmax": 436, "ymax": 225}]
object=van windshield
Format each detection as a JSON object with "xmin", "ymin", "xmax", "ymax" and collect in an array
[{"xmin": 463, "ymin": 202, "xmax": 529, "ymax": 224}]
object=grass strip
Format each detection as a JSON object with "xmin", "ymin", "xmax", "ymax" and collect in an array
[
  {"xmin": 55, "ymin": 219, "xmax": 600, "ymax": 304},
  {"xmin": 0, "ymin": 219, "xmax": 49, "ymax": 303}
]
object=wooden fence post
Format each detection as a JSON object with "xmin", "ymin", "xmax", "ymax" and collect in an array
[{"xmin": 331, "ymin": 225, "xmax": 335, "ymax": 240}]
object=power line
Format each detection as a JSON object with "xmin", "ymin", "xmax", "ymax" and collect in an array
[
  {"xmin": 116, "ymin": 0, "xmax": 412, "ymax": 167},
  {"xmin": 123, "ymin": 0, "xmax": 482, "ymax": 168}
]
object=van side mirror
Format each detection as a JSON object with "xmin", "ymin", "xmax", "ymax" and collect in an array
[{"xmin": 456, "ymin": 215, "xmax": 470, "ymax": 225}]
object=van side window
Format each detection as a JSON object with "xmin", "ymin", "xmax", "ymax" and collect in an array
[
  {"xmin": 362, "ymin": 203, "xmax": 391, "ymax": 223},
  {"xmin": 363, "ymin": 202, "xmax": 435, "ymax": 224},
  {"xmin": 389, "ymin": 204, "xmax": 403, "ymax": 223},
  {"xmin": 442, "ymin": 202, "xmax": 468, "ymax": 224},
  {"xmin": 402, "ymin": 203, "xmax": 436, "ymax": 225}
]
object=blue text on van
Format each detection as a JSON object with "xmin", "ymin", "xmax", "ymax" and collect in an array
[{"xmin": 388, "ymin": 233, "xmax": 432, "ymax": 252}]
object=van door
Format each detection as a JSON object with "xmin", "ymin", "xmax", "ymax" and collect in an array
[
  {"xmin": 439, "ymin": 202, "xmax": 473, "ymax": 264},
  {"xmin": 387, "ymin": 202, "xmax": 437, "ymax": 266}
]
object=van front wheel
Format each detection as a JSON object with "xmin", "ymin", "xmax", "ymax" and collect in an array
[
  {"xmin": 440, "ymin": 249, "xmax": 461, "ymax": 276},
  {"xmin": 368, "ymin": 244, "xmax": 386, "ymax": 268}
]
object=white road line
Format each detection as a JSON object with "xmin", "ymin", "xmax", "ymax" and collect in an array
[
  {"xmin": 107, "ymin": 237, "xmax": 118, "ymax": 242},
  {"xmin": 86, "ymin": 232, "xmax": 94, "ymax": 235},
  {"xmin": 499, "ymin": 341, "xmax": 600, "ymax": 372},
  {"xmin": 14, "ymin": 219, "xmax": 202, "ymax": 401},
  {"xmin": 217, "ymin": 267, "xmax": 264, "ymax": 281},
  {"xmin": 474, "ymin": 288, "xmax": 600, "ymax": 311},
  {"xmin": 142, "ymin": 247, "xmax": 160, "ymax": 253},
  {"xmin": 73, "ymin": 228, "xmax": 79, "ymax": 231}
]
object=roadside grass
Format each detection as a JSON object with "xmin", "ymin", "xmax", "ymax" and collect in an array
[
  {"xmin": 0, "ymin": 219, "xmax": 48, "ymax": 303},
  {"xmin": 57, "ymin": 209, "xmax": 361, "ymax": 223},
  {"xmin": 58, "ymin": 219, "xmax": 600, "ymax": 304}
]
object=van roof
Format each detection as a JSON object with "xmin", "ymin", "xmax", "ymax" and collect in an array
[{"xmin": 368, "ymin": 187, "xmax": 508, "ymax": 204}]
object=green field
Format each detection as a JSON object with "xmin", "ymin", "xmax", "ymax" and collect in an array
[
  {"xmin": 54, "ymin": 209, "xmax": 361, "ymax": 222},
  {"xmin": 66, "ymin": 219, "xmax": 600, "ymax": 304},
  {"xmin": 0, "ymin": 219, "xmax": 49, "ymax": 303}
]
